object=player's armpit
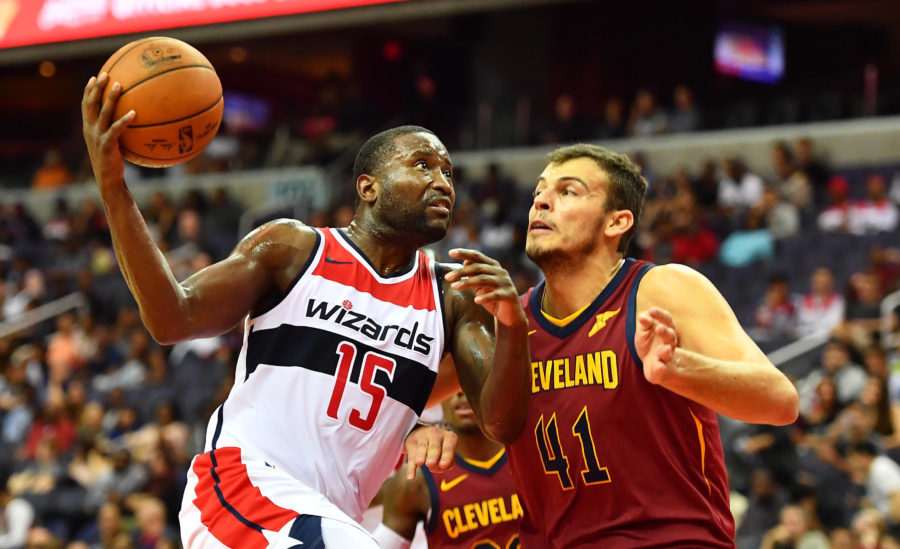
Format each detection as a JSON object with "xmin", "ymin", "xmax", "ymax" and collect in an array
[
  {"xmin": 636, "ymin": 264, "xmax": 798, "ymax": 425},
  {"xmin": 425, "ymin": 354, "xmax": 462, "ymax": 410},
  {"xmin": 152, "ymin": 219, "xmax": 317, "ymax": 344}
]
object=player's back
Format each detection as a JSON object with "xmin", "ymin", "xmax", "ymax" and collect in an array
[
  {"xmin": 507, "ymin": 258, "xmax": 735, "ymax": 548},
  {"xmin": 205, "ymin": 227, "xmax": 446, "ymax": 523},
  {"xmin": 422, "ymin": 450, "xmax": 521, "ymax": 549}
]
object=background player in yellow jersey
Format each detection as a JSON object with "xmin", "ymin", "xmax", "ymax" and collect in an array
[
  {"xmin": 504, "ymin": 143, "xmax": 800, "ymax": 548},
  {"xmin": 373, "ymin": 391, "xmax": 521, "ymax": 549}
]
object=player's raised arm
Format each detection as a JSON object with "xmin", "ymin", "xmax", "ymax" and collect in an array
[
  {"xmin": 442, "ymin": 249, "xmax": 531, "ymax": 444},
  {"xmin": 81, "ymin": 74, "xmax": 315, "ymax": 344},
  {"xmin": 635, "ymin": 263, "xmax": 799, "ymax": 425},
  {"xmin": 371, "ymin": 470, "xmax": 429, "ymax": 549}
]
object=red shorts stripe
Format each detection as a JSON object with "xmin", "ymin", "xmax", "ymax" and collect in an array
[{"xmin": 192, "ymin": 448, "xmax": 299, "ymax": 548}]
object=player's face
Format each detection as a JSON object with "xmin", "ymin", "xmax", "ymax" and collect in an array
[
  {"xmin": 377, "ymin": 132, "xmax": 455, "ymax": 244},
  {"xmin": 441, "ymin": 391, "xmax": 480, "ymax": 434},
  {"xmin": 526, "ymin": 158, "xmax": 613, "ymax": 269}
]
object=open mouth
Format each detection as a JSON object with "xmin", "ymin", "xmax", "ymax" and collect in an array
[
  {"xmin": 529, "ymin": 219, "xmax": 553, "ymax": 232},
  {"xmin": 426, "ymin": 197, "xmax": 452, "ymax": 214}
]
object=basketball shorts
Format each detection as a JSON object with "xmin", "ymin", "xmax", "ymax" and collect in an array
[{"xmin": 180, "ymin": 447, "xmax": 379, "ymax": 549}]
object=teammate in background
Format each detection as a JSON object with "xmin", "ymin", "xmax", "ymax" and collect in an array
[
  {"xmin": 507, "ymin": 144, "xmax": 799, "ymax": 548},
  {"xmin": 373, "ymin": 391, "xmax": 521, "ymax": 549},
  {"xmin": 82, "ymin": 72, "xmax": 530, "ymax": 549}
]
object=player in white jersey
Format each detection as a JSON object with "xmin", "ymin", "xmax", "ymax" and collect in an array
[{"xmin": 82, "ymin": 72, "xmax": 531, "ymax": 549}]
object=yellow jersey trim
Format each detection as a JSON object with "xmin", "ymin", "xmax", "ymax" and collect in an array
[{"xmin": 459, "ymin": 448, "xmax": 506, "ymax": 470}]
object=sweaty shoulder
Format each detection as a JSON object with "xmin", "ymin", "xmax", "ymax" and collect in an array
[{"xmin": 240, "ymin": 219, "xmax": 319, "ymax": 308}]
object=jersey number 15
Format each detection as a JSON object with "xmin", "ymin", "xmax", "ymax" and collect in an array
[{"xmin": 327, "ymin": 341, "xmax": 395, "ymax": 431}]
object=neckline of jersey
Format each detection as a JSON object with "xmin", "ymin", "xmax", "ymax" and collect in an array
[
  {"xmin": 332, "ymin": 227, "xmax": 421, "ymax": 281},
  {"xmin": 529, "ymin": 257, "xmax": 635, "ymax": 339}
]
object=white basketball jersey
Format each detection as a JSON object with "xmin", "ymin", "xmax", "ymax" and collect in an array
[{"xmin": 203, "ymin": 227, "xmax": 446, "ymax": 522}]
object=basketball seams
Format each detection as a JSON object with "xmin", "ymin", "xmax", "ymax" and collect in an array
[
  {"xmin": 119, "ymin": 64, "xmax": 217, "ymax": 96},
  {"xmin": 102, "ymin": 36, "xmax": 163, "ymax": 77},
  {"xmin": 127, "ymin": 95, "xmax": 223, "ymax": 128}
]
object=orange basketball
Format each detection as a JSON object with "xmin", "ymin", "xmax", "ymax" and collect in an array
[{"xmin": 99, "ymin": 36, "xmax": 223, "ymax": 168}]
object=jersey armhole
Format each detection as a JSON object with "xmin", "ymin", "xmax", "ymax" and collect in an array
[
  {"xmin": 250, "ymin": 228, "xmax": 323, "ymax": 320},
  {"xmin": 625, "ymin": 264, "xmax": 656, "ymax": 369},
  {"xmin": 420, "ymin": 466, "xmax": 440, "ymax": 535}
]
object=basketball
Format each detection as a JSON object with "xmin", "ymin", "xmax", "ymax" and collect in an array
[{"xmin": 98, "ymin": 36, "xmax": 224, "ymax": 168}]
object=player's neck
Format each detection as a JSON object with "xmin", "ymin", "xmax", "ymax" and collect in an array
[
  {"xmin": 341, "ymin": 221, "xmax": 418, "ymax": 276},
  {"xmin": 541, "ymin": 254, "xmax": 625, "ymax": 319},
  {"xmin": 456, "ymin": 433, "xmax": 505, "ymax": 463}
]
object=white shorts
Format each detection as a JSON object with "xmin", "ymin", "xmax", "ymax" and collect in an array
[{"xmin": 180, "ymin": 447, "xmax": 379, "ymax": 549}]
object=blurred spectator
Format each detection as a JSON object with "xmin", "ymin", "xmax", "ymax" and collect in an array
[
  {"xmin": 753, "ymin": 274, "xmax": 797, "ymax": 342},
  {"xmin": 668, "ymin": 85, "xmax": 701, "ymax": 133},
  {"xmin": 794, "ymin": 138, "xmax": 830, "ymax": 200},
  {"xmin": 541, "ymin": 93, "xmax": 592, "ymax": 144},
  {"xmin": 817, "ymin": 176, "xmax": 852, "ymax": 233},
  {"xmin": 692, "ymin": 160, "xmax": 721, "ymax": 210},
  {"xmin": 846, "ymin": 440, "xmax": 900, "ymax": 527},
  {"xmin": 596, "ymin": 97, "xmax": 626, "ymax": 139},
  {"xmin": 850, "ymin": 506, "xmax": 895, "ymax": 549},
  {"xmin": 31, "ymin": 150, "xmax": 73, "ymax": 192},
  {"xmin": 0, "ymin": 474, "xmax": 35, "ymax": 549},
  {"xmin": 670, "ymin": 204, "xmax": 719, "ymax": 264},
  {"xmin": 836, "ymin": 271, "xmax": 884, "ymax": 351},
  {"xmin": 72, "ymin": 501, "xmax": 125, "ymax": 549},
  {"xmin": 22, "ymin": 527, "xmax": 61, "ymax": 549},
  {"xmin": 2, "ymin": 270, "xmax": 45, "ymax": 322},
  {"xmin": 719, "ymin": 157, "xmax": 765, "ymax": 213},
  {"xmin": 849, "ymin": 173, "xmax": 898, "ymax": 235},
  {"xmin": 129, "ymin": 496, "xmax": 177, "ymax": 549},
  {"xmin": 628, "ymin": 89, "xmax": 668, "ymax": 137},
  {"xmin": 86, "ymin": 449, "xmax": 147, "ymax": 509},
  {"xmin": 800, "ymin": 377, "xmax": 839, "ymax": 434},
  {"xmin": 719, "ymin": 209, "xmax": 773, "ymax": 267},
  {"xmin": 756, "ymin": 186, "xmax": 800, "ymax": 240},
  {"xmin": 22, "ymin": 389, "xmax": 75, "ymax": 462},
  {"xmin": 760, "ymin": 504, "xmax": 829, "ymax": 549},
  {"xmin": 771, "ymin": 141, "xmax": 813, "ymax": 214},
  {"xmin": 795, "ymin": 267, "xmax": 846, "ymax": 338},
  {"xmin": 798, "ymin": 341, "xmax": 867, "ymax": 416},
  {"xmin": 736, "ymin": 469, "xmax": 790, "ymax": 549}
]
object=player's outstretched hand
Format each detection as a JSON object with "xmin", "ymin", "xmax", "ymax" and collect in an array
[
  {"xmin": 444, "ymin": 249, "xmax": 527, "ymax": 328},
  {"xmin": 81, "ymin": 72, "xmax": 135, "ymax": 186},
  {"xmin": 403, "ymin": 424, "xmax": 457, "ymax": 481},
  {"xmin": 635, "ymin": 307, "xmax": 679, "ymax": 385}
]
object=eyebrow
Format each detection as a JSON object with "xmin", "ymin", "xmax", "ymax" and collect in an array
[
  {"xmin": 537, "ymin": 176, "xmax": 589, "ymax": 188},
  {"xmin": 409, "ymin": 149, "xmax": 453, "ymax": 167}
]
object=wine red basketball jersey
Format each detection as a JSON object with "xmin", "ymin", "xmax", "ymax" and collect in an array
[
  {"xmin": 506, "ymin": 258, "xmax": 735, "ymax": 548},
  {"xmin": 421, "ymin": 450, "xmax": 521, "ymax": 549}
]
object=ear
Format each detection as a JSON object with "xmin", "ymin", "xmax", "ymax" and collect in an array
[
  {"xmin": 357, "ymin": 174, "xmax": 380, "ymax": 205},
  {"xmin": 604, "ymin": 209, "xmax": 634, "ymax": 240}
]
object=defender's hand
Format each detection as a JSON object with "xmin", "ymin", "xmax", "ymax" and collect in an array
[
  {"xmin": 81, "ymin": 72, "xmax": 135, "ymax": 187},
  {"xmin": 635, "ymin": 307, "xmax": 679, "ymax": 385},
  {"xmin": 444, "ymin": 249, "xmax": 527, "ymax": 328},
  {"xmin": 403, "ymin": 425, "xmax": 457, "ymax": 481}
]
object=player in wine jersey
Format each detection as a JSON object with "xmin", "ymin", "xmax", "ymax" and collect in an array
[
  {"xmin": 83, "ymin": 73, "xmax": 531, "ymax": 549},
  {"xmin": 506, "ymin": 144, "xmax": 799, "ymax": 548},
  {"xmin": 373, "ymin": 391, "xmax": 521, "ymax": 549}
]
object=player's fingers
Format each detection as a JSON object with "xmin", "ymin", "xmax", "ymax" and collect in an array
[
  {"xmin": 424, "ymin": 433, "xmax": 443, "ymax": 469},
  {"xmin": 107, "ymin": 110, "xmax": 136, "ymax": 140},
  {"xmin": 448, "ymin": 248, "xmax": 498, "ymax": 266},
  {"xmin": 438, "ymin": 431, "xmax": 457, "ymax": 471},
  {"xmin": 406, "ymin": 456, "xmax": 417, "ymax": 481},
  {"xmin": 97, "ymin": 81, "xmax": 122, "ymax": 130},
  {"xmin": 84, "ymin": 73, "xmax": 108, "ymax": 119},
  {"xmin": 472, "ymin": 288, "xmax": 517, "ymax": 305},
  {"xmin": 657, "ymin": 343, "xmax": 674, "ymax": 363},
  {"xmin": 444, "ymin": 263, "xmax": 501, "ymax": 283},
  {"xmin": 655, "ymin": 322, "xmax": 678, "ymax": 346},
  {"xmin": 450, "ymin": 273, "xmax": 506, "ymax": 291},
  {"xmin": 647, "ymin": 307, "xmax": 675, "ymax": 327}
]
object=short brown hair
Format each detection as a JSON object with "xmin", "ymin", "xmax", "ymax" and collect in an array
[{"xmin": 547, "ymin": 144, "xmax": 648, "ymax": 253}]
